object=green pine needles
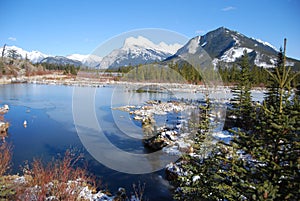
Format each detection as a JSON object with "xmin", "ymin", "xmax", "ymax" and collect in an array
[{"xmin": 173, "ymin": 42, "xmax": 300, "ymax": 200}]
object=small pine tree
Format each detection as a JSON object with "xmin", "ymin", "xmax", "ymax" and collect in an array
[
  {"xmin": 265, "ymin": 47, "xmax": 284, "ymax": 108},
  {"xmin": 230, "ymin": 49, "xmax": 254, "ymax": 130},
  {"xmin": 174, "ymin": 95, "xmax": 228, "ymax": 200}
]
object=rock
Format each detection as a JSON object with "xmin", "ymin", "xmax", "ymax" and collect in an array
[
  {"xmin": 3, "ymin": 104, "xmax": 9, "ymax": 110},
  {"xmin": 113, "ymin": 187, "xmax": 127, "ymax": 201},
  {"xmin": 165, "ymin": 131, "xmax": 177, "ymax": 141},
  {"xmin": 133, "ymin": 115, "xmax": 143, "ymax": 120},
  {"xmin": 143, "ymin": 135, "xmax": 169, "ymax": 151},
  {"xmin": 165, "ymin": 162, "xmax": 182, "ymax": 181},
  {"xmin": 0, "ymin": 104, "xmax": 9, "ymax": 114},
  {"xmin": 0, "ymin": 121, "xmax": 9, "ymax": 135}
]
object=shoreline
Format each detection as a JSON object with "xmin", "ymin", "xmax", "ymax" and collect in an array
[{"xmin": 0, "ymin": 74, "xmax": 267, "ymax": 93}]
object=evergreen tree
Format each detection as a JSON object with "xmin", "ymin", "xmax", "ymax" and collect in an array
[
  {"xmin": 230, "ymin": 49, "xmax": 254, "ymax": 130},
  {"xmin": 265, "ymin": 48, "xmax": 284, "ymax": 108},
  {"xmin": 229, "ymin": 41, "xmax": 300, "ymax": 200},
  {"xmin": 174, "ymin": 95, "xmax": 227, "ymax": 200},
  {"xmin": 173, "ymin": 40, "xmax": 300, "ymax": 201}
]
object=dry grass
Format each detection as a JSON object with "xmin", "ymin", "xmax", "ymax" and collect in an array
[
  {"xmin": 17, "ymin": 150, "xmax": 96, "ymax": 201},
  {"xmin": 0, "ymin": 142, "xmax": 12, "ymax": 176},
  {"xmin": 132, "ymin": 182, "xmax": 146, "ymax": 201}
]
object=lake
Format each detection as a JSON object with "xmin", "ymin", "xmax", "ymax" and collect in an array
[
  {"xmin": 0, "ymin": 83, "xmax": 211, "ymax": 201},
  {"xmin": 0, "ymin": 83, "xmax": 265, "ymax": 200}
]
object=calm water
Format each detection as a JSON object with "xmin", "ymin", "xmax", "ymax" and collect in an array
[{"xmin": 1, "ymin": 84, "xmax": 207, "ymax": 201}]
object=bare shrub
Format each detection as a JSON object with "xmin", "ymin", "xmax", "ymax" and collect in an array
[
  {"xmin": 132, "ymin": 182, "xmax": 147, "ymax": 201},
  {"xmin": 17, "ymin": 150, "xmax": 96, "ymax": 201},
  {"xmin": 0, "ymin": 142, "xmax": 12, "ymax": 176}
]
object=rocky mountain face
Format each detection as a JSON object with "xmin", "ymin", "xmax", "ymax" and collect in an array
[
  {"xmin": 67, "ymin": 54, "xmax": 103, "ymax": 68},
  {"xmin": 40, "ymin": 56, "xmax": 82, "ymax": 67},
  {"xmin": 99, "ymin": 36, "xmax": 182, "ymax": 69},
  {"xmin": 170, "ymin": 27, "xmax": 299, "ymax": 69}
]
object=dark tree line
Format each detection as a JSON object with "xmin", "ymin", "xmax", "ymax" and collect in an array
[
  {"xmin": 113, "ymin": 52, "xmax": 299, "ymax": 86},
  {"xmin": 39, "ymin": 63, "xmax": 79, "ymax": 75},
  {"xmin": 218, "ymin": 63, "xmax": 270, "ymax": 86}
]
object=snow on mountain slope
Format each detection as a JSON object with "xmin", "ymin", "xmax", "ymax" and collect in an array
[
  {"xmin": 0, "ymin": 45, "xmax": 102, "ymax": 67},
  {"xmin": 171, "ymin": 27, "xmax": 296, "ymax": 68},
  {"xmin": 0, "ymin": 45, "xmax": 48, "ymax": 63},
  {"xmin": 67, "ymin": 54, "xmax": 103, "ymax": 68},
  {"xmin": 99, "ymin": 36, "xmax": 183, "ymax": 69},
  {"xmin": 252, "ymin": 38, "xmax": 278, "ymax": 51},
  {"xmin": 67, "ymin": 54, "xmax": 88, "ymax": 62},
  {"xmin": 219, "ymin": 47, "xmax": 253, "ymax": 63},
  {"xmin": 40, "ymin": 56, "xmax": 82, "ymax": 67},
  {"xmin": 123, "ymin": 36, "xmax": 181, "ymax": 54}
]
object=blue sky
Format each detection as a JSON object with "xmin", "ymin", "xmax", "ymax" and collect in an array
[{"xmin": 1, "ymin": 0, "xmax": 299, "ymax": 59}]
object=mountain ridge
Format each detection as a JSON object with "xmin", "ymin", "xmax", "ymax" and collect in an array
[
  {"xmin": 170, "ymin": 27, "xmax": 299, "ymax": 69},
  {"xmin": 98, "ymin": 36, "xmax": 183, "ymax": 69},
  {"xmin": 1, "ymin": 27, "xmax": 299, "ymax": 70}
]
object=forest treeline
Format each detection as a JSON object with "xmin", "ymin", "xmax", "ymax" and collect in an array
[
  {"xmin": 1, "ymin": 46, "xmax": 299, "ymax": 86},
  {"xmin": 111, "ymin": 53, "xmax": 299, "ymax": 86}
]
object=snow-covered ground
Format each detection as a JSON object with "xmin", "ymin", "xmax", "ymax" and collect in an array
[{"xmin": 10, "ymin": 176, "xmax": 141, "ymax": 201}]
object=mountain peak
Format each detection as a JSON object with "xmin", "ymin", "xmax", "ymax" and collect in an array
[
  {"xmin": 98, "ymin": 36, "xmax": 183, "ymax": 69},
  {"xmin": 123, "ymin": 36, "xmax": 155, "ymax": 49},
  {"xmin": 0, "ymin": 45, "xmax": 49, "ymax": 63},
  {"xmin": 123, "ymin": 36, "xmax": 182, "ymax": 55},
  {"xmin": 172, "ymin": 27, "xmax": 296, "ymax": 68}
]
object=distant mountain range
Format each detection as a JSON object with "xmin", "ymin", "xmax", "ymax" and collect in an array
[
  {"xmin": 0, "ymin": 45, "xmax": 48, "ymax": 63},
  {"xmin": 1, "ymin": 27, "xmax": 299, "ymax": 70}
]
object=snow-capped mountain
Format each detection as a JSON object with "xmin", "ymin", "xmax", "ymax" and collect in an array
[
  {"xmin": 3, "ymin": 28, "xmax": 299, "ymax": 70},
  {"xmin": 99, "ymin": 36, "xmax": 182, "ymax": 69},
  {"xmin": 67, "ymin": 54, "xmax": 103, "ymax": 68},
  {"xmin": 40, "ymin": 56, "xmax": 82, "ymax": 67},
  {"xmin": 170, "ymin": 27, "xmax": 299, "ymax": 69},
  {"xmin": 0, "ymin": 45, "xmax": 101, "ymax": 67},
  {"xmin": 0, "ymin": 45, "xmax": 48, "ymax": 63}
]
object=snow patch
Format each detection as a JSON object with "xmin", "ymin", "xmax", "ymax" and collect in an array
[
  {"xmin": 252, "ymin": 38, "xmax": 277, "ymax": 50},
  {"xmin": 254, "ymin": 52, "xmax": 276, "ymax": 68},
  {"xmin": 201, "ymin": 41, "xmax": 207, "ymax": 47},
  {"xmin": 79, "ymin": 186, "xmax": 114, "ymax": 201},
  {"xmin": 285, "ymin": 60, "xmax": 295, "ymax": 67},
  {"xmin": 231, "ymin": 34, "xmax": 240, "ymax": 45},
  {"xmin": 212, "ymin": 130, "xmax": 232, "ymax": 138},
  {"xmin": 187, "ymin": 36, "xmax": 200, "ymax": 54},
  {"xmin": 220, "ymin": 47, "xmax": 253, "ymax": 62},
  {"xmin": 192, "ymin": 175, "xmax": 200, "ymax": 182}
]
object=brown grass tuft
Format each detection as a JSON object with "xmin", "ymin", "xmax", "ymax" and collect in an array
[
  {"xmin": 0, "ymin": 142, "xmax": 12, "ymax": 176},
  {"xmin": 17, "ymin": 150, "xmax": 96, "ymax": 201}
]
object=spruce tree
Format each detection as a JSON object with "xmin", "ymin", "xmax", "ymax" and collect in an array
[
  {"xmin": 230, "ymin": 49, "xmax": 254, "ymax": 130},
  {"xmin": 229, "ymin": 40, "xmax": 300, "ymax": 200},
  {"xmin": 172, "ymin": 41, "xmax": 299, "ymax": 201},
  {"xmin": 174, "ymin": 95, "xmax": 225, "ymax": 200}
]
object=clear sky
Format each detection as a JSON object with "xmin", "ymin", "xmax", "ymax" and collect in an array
[{"xmin": 1, "ymin": 0, "xmax": 299, "ymax": 59}]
